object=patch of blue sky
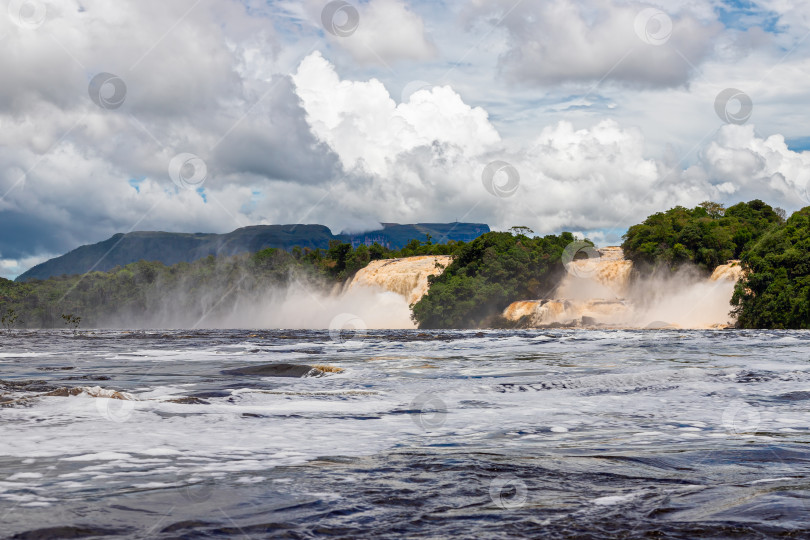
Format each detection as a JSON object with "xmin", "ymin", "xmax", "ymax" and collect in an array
[
  {"xmin": 580, "ymin": 227, "xmax": 629, "ymax": 247},
  {"xmin": 786, "ymin": 136, "xmax": 810, "ymax": 152},
  {"xmin": 240, "ymin": 190, "xmax": 264, "ymax": 214},
  {"xmin": 488, "ymin": 94, "xmax": 615, "ymax": 127},
  {"xmin": 716, "ymin": 0, "xmax": 782, "ymax": 34},
  {"xmin": 261, "ymin": 0, "xmax": 324, "ymax": 41},
  {"xmin": 128, "ymin": 178, "xmax": 144, "ymax": 193}
]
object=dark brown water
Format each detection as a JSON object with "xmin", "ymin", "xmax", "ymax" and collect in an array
[{"xmin": 1, "ymin": 329, "xmax": 809, "ymax": 538}]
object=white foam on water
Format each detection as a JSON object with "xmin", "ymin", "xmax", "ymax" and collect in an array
[
  {"xmin": 592, "ymin": 492, "xmax": 643, "ymax": 506},
  {"xmin": 6, "ymin": 472, "xmax": 43, "ymax": 480},
  {"xmin": 62, "ymin": 452, "xmax": 134, "ymax": 462},
  {"xmin": 3, "ymin": 330, "xmax": 810, "ymax": 510}
]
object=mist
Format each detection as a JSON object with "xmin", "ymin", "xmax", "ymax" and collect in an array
[
  {"xmin": 101, "ymin": 271, "xmax": 415, "ymax": 330},
  {"xmin": 525, "ymin": 250, "xmax": 743, "ymax": 329},
  {"xmin": 624, "ymin": 270, "xmax": 738, "ymax": 328},
  {"xmin": 55, "ymin": 249, "xmax": 740, "ymax": 331}
]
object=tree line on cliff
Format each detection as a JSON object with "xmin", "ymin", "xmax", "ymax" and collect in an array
[
  {"xmin": 412, "ymin": 200, "xmax": 787, "ymax": 328},
  {"xmin": 2, "ymin": 199, "xmax": 809, "ymax": 329},
  {"xmin": 617, "ymin": 199, "xmax": 810, "ymax": 329},
  {"xmin": 0, "ymin": 238, "xmax": 458, "ymax": 329},
  {"xmin": 411, "ymin": 231, "xmax": 577, "ymax": 328},
  {"xmin": 621, "ymin": 200, "xmax": 785, "ymax": 274},
  {"xmin": 730, "ymin": 206, "xmax": 810, "ymax": 328}
]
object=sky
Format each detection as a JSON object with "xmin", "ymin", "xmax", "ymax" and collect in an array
[{"xmin": 2, "ymin": 0, "xmax": 810, "ymax": 278}]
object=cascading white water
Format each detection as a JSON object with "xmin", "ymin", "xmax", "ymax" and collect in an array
[
  {"xmin": 710, "ymin": 261, "xmax": 743, "ymax": 282},
  {"xmin": 502, "ymin": 248, "xmax": 745, "ymax": 329},
  {"xmin": 325, "ymin": 250, "xmax": 744, "ymax": 330},
  {"xmin": 346, "ymin": 255, "xmax": 452, "ymax": 305}
]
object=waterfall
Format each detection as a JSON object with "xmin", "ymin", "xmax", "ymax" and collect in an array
[
  {"xmin": 709, "ymin": 261, "xmax": 743, "ymax": 282},
  {"xmin": 557, "ymin": 246, "xmax": 633, "ymax": 299},
  {"xmin": 346, "ymin": 255, "xmax": 453, "ymax": 305},
  {"xmin": 337, "ymin": 250, "xmax": 745, "ymax": 329},
  {"xmin": 502, "ymin": 248, "xmax": 745, "ymax": 329}
]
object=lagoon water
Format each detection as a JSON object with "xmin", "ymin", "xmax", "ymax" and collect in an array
[{"xmin": 2, "ymin": 329, "xmax": 810, "ymax": 538}]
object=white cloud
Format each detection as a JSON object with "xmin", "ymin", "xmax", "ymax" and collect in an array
[
  {"xmin": 289, "ymin": 54, "xmax": 810, "ymax": 237},
  {"xmin": 694, "ymin": 124, "xmax": 810, "ymax": 206},
  {"xmin": 464, "ymin": 0, "xmax": 722, "ymax": 88},
  {"xmin": 0, "ymin": 254, "xmax": 55, "ymax": 281},
  {"xmin": 3, "ymin": 0, "xmax": 810, "ymax": 277},
  {"xmin": 289, "ymin": 54, "xmax": 708, "ymax": 234},
  {"xmin": 315, "ymin": 0, "xmax": 436, "ymax": 65},
  {"xmin": 748, "ymin": 0, "xmax": 810, "ymax": 46},
  {"xmin": 292, "ymin": 51, "xmax": 500, "ymax": 177}
]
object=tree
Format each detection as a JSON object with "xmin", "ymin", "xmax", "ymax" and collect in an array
[
  {"xmin": 732, "ymin": 206, "xmax": 810, "ymax": 328},
  {"xmin": 1, "ymin": 308, "xmax": 19, "ymax": 334},
  {"xmin": 622, "ymin": 200, "xmax": 782, "ymax": 275},
  {"xmin": 411, "ymin": 231, "xmax": 576, "ymax": 328},
  {"xmin": 326, "ymin": 241, "xmax": 353, "ymax": 278},
  {"xmin": 699, "ymin": 201, "xmax": 725, "ymax": 218},
  {"xmin": 61, "ymin": 313, "xmax": 82, "ymax": 335},
  {"xmin": 369, "ymin": 242, "xmax": 386, "ymax": 260}
]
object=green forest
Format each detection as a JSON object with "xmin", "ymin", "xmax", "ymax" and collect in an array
[
  {"xmin": 0, "ymin": 238, "xmax": 459, "ymax": 329},
  {"xmin": 731, "ymin": 207, "xmax": 810, "ymax": 328},
  {"xmin": 621, "ymin": 200, "xmax": 785, "ymax": 275},
  {"xmin": 411, "ymin": 230, "xmax": 578, "ymax": 328},
  {"xmin": 2, "ymin": 200, "xmax": 810, "ymax": 329}
]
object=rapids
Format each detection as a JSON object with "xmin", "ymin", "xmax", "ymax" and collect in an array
[{"xmin": 1, "ymin": 329, "xmax": 809, "ymax": 538}]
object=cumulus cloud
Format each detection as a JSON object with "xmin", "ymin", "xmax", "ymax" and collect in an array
[
  {"xmin": 210, "ymin": 75, "xmax": 340, "ymax": 184},
  {"xmin": 289, "ymin": 54, "xmax": 810, "ymax": 238},
  {"xmin": 464, "ymin": 0, "xmax": 721, "ymax": 88},
  {"xmin": 0, "ymin": 0, "xmax": 343, "ymax": 276},
  {"xmin": 292, "ymin": 51, "xmax": 499, "ymax": 176},
  {"xmin": 691, "ymin": 124, "xmax": 810, "ymax": 206},
  {"xmin": 290, "ymin": 53, "xmax": 708, "ymax": 234},
  {"xmin": 2, "ymin": 0, "xmax": 810, "ymax": 279}
]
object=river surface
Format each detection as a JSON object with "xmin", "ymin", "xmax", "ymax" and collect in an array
[{"xmin": 1, "ymin": 329, "xmax": 809, "ymax": 538}]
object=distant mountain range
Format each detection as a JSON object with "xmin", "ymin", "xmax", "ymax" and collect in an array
[{"xmin": 16, "ymin": 223, "xmax": 490, "ymax": 282}]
